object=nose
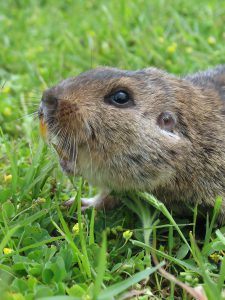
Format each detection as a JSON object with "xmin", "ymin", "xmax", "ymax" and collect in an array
[{"xmin": 41, "ymin": 89, "xmax": 58, "ymax": 109}]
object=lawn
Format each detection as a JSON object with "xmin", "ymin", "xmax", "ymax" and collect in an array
[{"xmin": 1, "ymin": 0, "xmax": 225, "ymax": 299}]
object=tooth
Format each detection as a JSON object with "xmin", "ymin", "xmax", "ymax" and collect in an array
[{"xmin": 39, "ymin": 117, "xmax": 48, "ymax": 140}]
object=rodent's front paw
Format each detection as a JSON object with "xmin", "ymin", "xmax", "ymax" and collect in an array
[
  {"xmin": 62, "ymin": 196, "xmax": 100, "ymax": 210},
  {"xmin": 62, "ymin": 196, "xmax": 97, "ymax": 210},
  {"xmin": 63, "ymin": 189, "xmax": 113, "ymax": 211},
  {"xmin": 82, "ymin": 193, "xmax": 119, "ymax": 210},
  {"xmin": 81, "ymin": 197, "xmax": 102, "ymax": 210},
  {"xmin": 81, "ymin": 190, "xmax": 111, "ymax": 210}
]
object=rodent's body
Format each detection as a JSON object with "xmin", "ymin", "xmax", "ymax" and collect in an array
[{"xmin": 39, "ymin": 65, "xmax": 225, "ymax": 222}]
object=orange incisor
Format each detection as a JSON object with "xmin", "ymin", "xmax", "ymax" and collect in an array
[{"xmin": 39, "ymin": 117, "xmax": 48, "ymax": 140}]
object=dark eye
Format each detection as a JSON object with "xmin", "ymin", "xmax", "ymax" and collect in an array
[
  {"xmin": 105, "ymin": 90, "xmax": 134, "ymax": 107},
  {"xmin": 111, "ymin": 91, "xmax": 129, "ymax": 104}
]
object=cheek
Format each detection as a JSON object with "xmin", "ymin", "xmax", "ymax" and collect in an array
[
  {"xmin": 163, "ymin": 138, "xmax": 191, "ymax": 162},
  {"xmin": 56, "ymin": 101, "xmax": 81, "ymax": 129}
]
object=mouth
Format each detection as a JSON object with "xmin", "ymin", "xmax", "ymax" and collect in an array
[{"xmin": 53, "ymin": 143, "xmax": 77, "ymax": 175}]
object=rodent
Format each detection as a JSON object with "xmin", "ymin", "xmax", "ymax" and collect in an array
[{"xmin": 39, "ymin": 65, "xmax": 225, "ymax": 222}]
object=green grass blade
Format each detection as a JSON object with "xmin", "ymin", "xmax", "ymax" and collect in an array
[
  {"xmin": 8, "ymin": 209, "xmax": 49, "ymax": 230},
  {"xmin": 76, "ymin": 179, "xmax": 91, "ymax": 279},
  {"xmin": 55, "ymin": 203, "xmax": 91, "ymax": 279},
  {"xmin": 1, "ymin": 131, "xmax": 18, "ymax": 198},
  {"xmin": 89, "ymin": 208, "xmax": 95, "ymax": 246},
  {"xmin": 0, "ymin": 225, "xmax": 20, "ymax": 255},
  {"xmin": 93, "ymin": 231, "xmax": 107, "ymax": 300},
  {"xmin": 203, "ymin": 197, "xmax": 222, "ymax": 254},
  {"xmin": 98, "ymin": 262, "xmax": 165, "ymax": 300},
  {"xmin": 216, "ymin": 229, "xmax": 225, "ymax": 244},
  {"xmin": 139, "ymin": 192, "xmax": 191, "ymax": 252},
  {"xmin": 0, "ymin": 263, "xmax": 15, "ymax": 277},
  {"xmin": 131, "ymin": 239, "xmax": 200, "ymax": 274},
  {"xmin": 217, "ymin": 255, "xmax": 225, "ymax": 292},
  {"xmin": 189, "ymin": 233, "xmax": 221, "ymax": 300}
]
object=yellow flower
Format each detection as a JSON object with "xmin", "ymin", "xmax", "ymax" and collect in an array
[
  {"xmin": 3, "ymin": 107, "xmax": 12, "ymax": 117},
  {"xmin": 3, "ymin": 247, "xmax": 13, "ymax": 255},
  {"xmin": 207, "ymin": 36, "xmax": 216, "ymax": 45},
  {"xmin": 72, "ymin": 223, "xmax": 83, "ymax": 235},
  {"xmin": 4, "ymin": 174, "xmax": 12, "ymax": 182},
  {"xmin": 123, "ymin": 230, "xmax": 133, "ymax": 240},
  {"xmin": 166, "ymin": 42, "xmax": 177, "ymax": 54},
  {"xmin": 209, "ymin": 252, "xmax": 221, "ymax": 263}
]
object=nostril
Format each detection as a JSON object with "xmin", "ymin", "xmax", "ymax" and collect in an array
[{"xmin": 38, "ymin": 104, "xmax": 43, "ymax": 119}]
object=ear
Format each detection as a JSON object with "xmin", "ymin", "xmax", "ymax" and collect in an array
[
  {"xmin": 157, "ymin": 111, "xmax": 176, "ymax": 132},
  {"xmin": 213, "ymin": 69, "xmax": 225, "ymax": 100},
  {"xmin": 214, "ymin": 69, "xmax": 225, "ymax": 86}
]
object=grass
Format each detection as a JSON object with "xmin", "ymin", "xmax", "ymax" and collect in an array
[{"xmin": 1, "ymin": 0, "xmax": 225, "ymax": 299}]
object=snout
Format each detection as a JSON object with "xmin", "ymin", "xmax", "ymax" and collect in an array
[
  {"xmin": 38, "ymin": 89, "xmax": 59, "ymax": 139},
  {"xmin": 39, "ymin": 89, "xmax": 58, "ymax": 118}
]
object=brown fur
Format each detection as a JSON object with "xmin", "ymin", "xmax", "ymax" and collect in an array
[{"xmin": 39, "ymin": 65, "xmax": 225, "ymax": 222}]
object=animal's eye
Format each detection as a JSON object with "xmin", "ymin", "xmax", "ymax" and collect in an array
[
  {"xmin": 105, "ymin": 90, "xmax": 134, "ymax": 107},
  {"xmin": 111, "ymin": 91, "xmax": 129, "ymax": 105}
]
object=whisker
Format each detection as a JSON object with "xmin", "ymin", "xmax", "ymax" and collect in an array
[
  {"xmin": 73, "ymin": 134, "xmax": 78, "ymax": 177},
  {"xmin": 68, "ymin": 124, "xmax": 73, "ymax": 159},
  {"xmin": 57, "ymin": 125, "xmax": 69, "ymax": 152},
  {"xmin": 51, "ymin": 126, "xmax": 63, "ymax": 144},
  {"xmin": 24, "ymin": 101, "xmax": 40, "ymax": 105},
  {"xmin": 7, "ymin": 111, "xmax": 39, "ymax": 123},
  {"xmin": 84, "ymin": 130, "xmax": 93, "ymax": 179}
]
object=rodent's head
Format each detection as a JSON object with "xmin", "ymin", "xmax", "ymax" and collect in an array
[{"xmin": 39, "ymin": 67, "xmax": 191, "ymax": 191}]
